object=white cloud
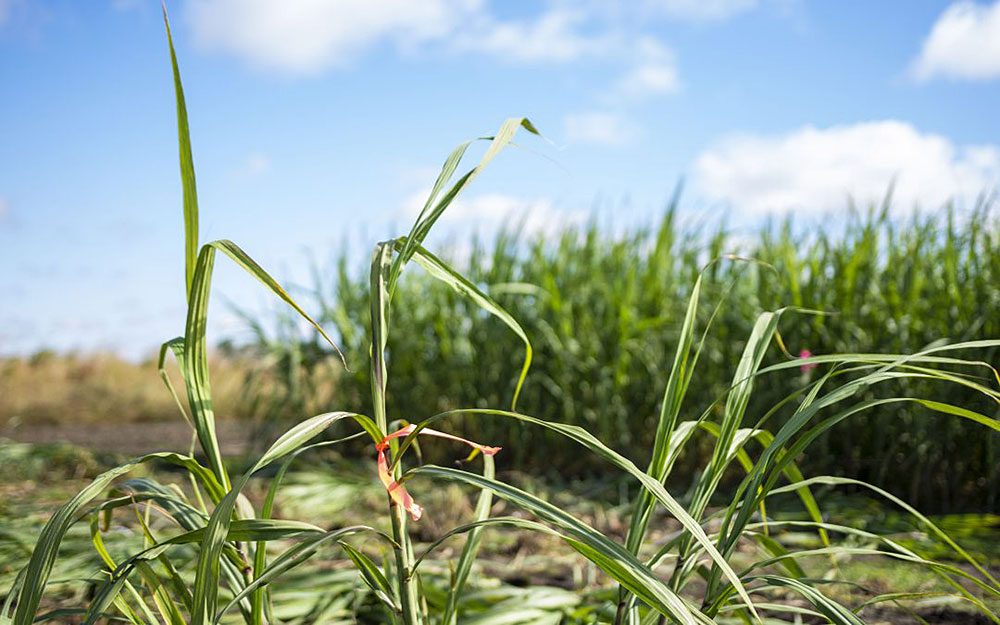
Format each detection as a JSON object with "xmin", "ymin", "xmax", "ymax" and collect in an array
[
  {"xmin": 403, "ymin": 189, "xmax": 584, "ymax": 237},
  {"xmin": 911, "ymin": 1, "xmax": 1000, "ymax": 82},
  {"xmin": 0, "ymin": 197, "xmax": 8, "ymax": 221},
  {"xmin": 564, "ymin": 111, "xmax": 638, "ymax": 146},
  {"xmin": 185, "ymin": 1, "xmax": 686, "ymax": 108},
  {"xmin": 455, "ymin": 8, "xmax": 611, "ymax": 63},
  {"xmin": 642, "ymin": 0, "xmax": 758, "ymax": 21},
  {"xmin": 618, "ymin": 61, "xmax": 678, "ymax": 96},
  {"xmin": 616, "ymin": 37, "xmax": 680, "ymax": 97},
  {"xmin": 186, "ymin": 0, "xmax": 481, "ymax": 74},
  {"xmin": 186, "ymin": 0, "xmax": 617, "ymax": 73},
  {"xmin": 692, "ymin": 120, "xmax": 1000, "ymax": 214}
]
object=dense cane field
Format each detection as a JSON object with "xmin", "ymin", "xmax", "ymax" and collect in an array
[
  {"xmin": 236, "ymin": 202, "xmax": 1000, "ymax": 514},
  {"xmin": 3, "ymin": 13, "xmax": 1000, "ymax": 625},
  {"xmin": 6, "ymin": 204, "xmax": 999, "ymax": 515}
]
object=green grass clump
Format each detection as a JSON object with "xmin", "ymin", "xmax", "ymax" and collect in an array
[{"xmin": 3, "ymin": 12, "xmax": 999, "ymax": 625}]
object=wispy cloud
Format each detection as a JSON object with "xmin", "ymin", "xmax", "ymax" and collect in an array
[
  {"xmin": 185, "ymin": 0, "xmax": 616, "ymax": 74},
  {"xmin": 185, "ymin": 0, "xmax": 686, "ymax": 87},
  {"xmin": 564, "ymin": 111, "xmax": 638, "ymax": 146},
  {"xmin": 641, "ymin": 0, "xmax": 759, "ymax": 21},
  {"xmin": 615, "ymin": 37, "xmax": 680, "ymax": 98},
  {"xmin": 692, "ymin": 120, "xmax": 1000, "ymax": 214},
  {"xmin": 186, "ymin": 0, "xmax": 480, "ymax": 74},
  {"xmin": 454, "ymin": 7, "xmax": 614, "ymax": 63},
  {"xmin": 910, "ymin": 0, "xmax": 1000, "ymax": 82}
]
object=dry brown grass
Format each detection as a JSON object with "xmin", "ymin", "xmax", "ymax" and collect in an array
[{"xmin": 0, "ymin": 351, "xmax": 246, "ymax": 427}]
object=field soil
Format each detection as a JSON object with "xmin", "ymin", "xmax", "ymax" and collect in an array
[{"xmin": 1, "ymin": 419, "xmax": 252, "ymax": 455}]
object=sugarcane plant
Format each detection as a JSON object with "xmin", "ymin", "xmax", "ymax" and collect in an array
[{"xmin": 3, "ymin": 9, "xmax": 999, "ymax": 625}]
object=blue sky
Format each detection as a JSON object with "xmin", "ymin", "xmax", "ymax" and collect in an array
[{"xmin": 1, "ymin": 0, "xmax": 999, "ymax": 358}]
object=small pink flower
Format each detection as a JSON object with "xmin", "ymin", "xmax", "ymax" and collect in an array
[{"xmin": 799, "ymin": 349, "xmax": 817, "ymax": 373}]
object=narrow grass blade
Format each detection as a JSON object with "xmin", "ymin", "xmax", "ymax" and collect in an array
[
  {"xmin": 770, "ymin": 476, "xmax": 999, "ymax": 587},
  {"xmin": 747, "ymin": 576, "xmax": 865, "ymax": 625},
  {"xmin": 214, "ymin": 527, "xmax": 387, "ymax": 623},
  {"xmin": 406, "ymin": 243, "xmax": 532, "ymax": 409},
  {"xmin": 8, "ymin": 452, "xmax": 222, "ymax": 625},
  {"xmin": 162, "ymin": 6, "xmax": 198, "ymax": 300},
  {"xmin": 409, "ymin": 408, "xmax": 761, "ymax": 621},
  {"xmin": 183, "ymin": 241, "xmax": 352, "ymax": 489},
  {"xmin": 413, "ymin": 465, "xmax": 713, "ymax": 625},
  {"xmin": 442, "ymin": 454, "xmax": 495, "ymax": 625},
  {"xmin": 340, "ymin": 542, "xmax": 398, "ymax": 612},
  {"xmin": 392, "ymin": 118, "xmax": 540, "ymax": 287},
  {"xmin": 188, "ymin": 411, "xmax": 368, "ymax": 625}
]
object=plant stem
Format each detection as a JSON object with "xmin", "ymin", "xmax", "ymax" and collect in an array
[
  {"xmin": 390, "ymin": 503, "xmax": 422, "ymax": 625},
  {"xmin": 371, "ymin": 239, "xmax": 421, "ymax": 625}
]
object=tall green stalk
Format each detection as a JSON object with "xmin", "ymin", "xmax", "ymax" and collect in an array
[{"xmin": 369, "ymin": 241, "xmax": 421, "ymax": 625}]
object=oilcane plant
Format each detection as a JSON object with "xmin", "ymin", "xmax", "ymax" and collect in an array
[{"xmin": 4, "ymin": 11, "xmax": 1000, "ymax": 625}]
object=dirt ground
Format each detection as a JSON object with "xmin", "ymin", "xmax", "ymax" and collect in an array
[{"xmin": 1, "ymin": 420, "xmax": 253, "ymax": 456}]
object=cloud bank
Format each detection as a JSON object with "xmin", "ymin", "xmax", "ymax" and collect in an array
[
  {"xmin": 642, "ymin": 0, "xmax": 759, "ymax": 21},
  {"xmin": 692, "ymin": 120, "xmax": 1000, "ymax": 214},
  {"xmin": 186, "ymin": 0, "xmax": 481, "ymax": 74},
  {"xmin": 184, "ymin": 0, "xmax": 685, "ymax": 102},
  {"xmin": 911, "ymin": 0, "xmax": 1000, "ymax": 82}
]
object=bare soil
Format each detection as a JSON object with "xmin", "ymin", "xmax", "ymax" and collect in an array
[{"xmin": 1, "ymin": 420, "xmax": 252, "ymax": 455}]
